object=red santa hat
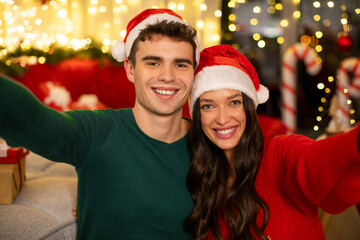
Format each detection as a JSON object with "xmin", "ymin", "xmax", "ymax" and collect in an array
[
  {"xmin": 190, "ymin": 45, "xmax": 269, "ymax": 112},
  {"xmin": 111, "ymin": 8, "xmax": 200, "ymax": 64}
]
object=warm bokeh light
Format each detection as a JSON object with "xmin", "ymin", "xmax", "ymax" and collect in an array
[
  {"xmin": 327, "ymin": 1, "xmax": 334, "ymax": 8},
  {"xmin": 313, "ymin": 1, "xmax": 321, "ymax": 8},
  {"xmin": 253, "ymin": 6, "xmax": 261, "ymax": 13},
  {"xmin": 253, "ymin": 33, "xmax": 261, "ymax": 41},
  {"xmin": 280, "ymin": 19, "xmax": 289, "ymax": 27},
  {"xmin": 293, "ymin": 10, "xmax": 301, "ymax": 19}
]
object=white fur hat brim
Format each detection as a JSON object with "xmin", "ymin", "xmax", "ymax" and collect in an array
[{"xmin": 190, "ymin": 65, "xmax": 269, "ymax": 112}]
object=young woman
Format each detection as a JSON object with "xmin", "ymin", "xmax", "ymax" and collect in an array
[{"xmin": 185, "ymin": 45, "xmax": 360, "ymax": 240}]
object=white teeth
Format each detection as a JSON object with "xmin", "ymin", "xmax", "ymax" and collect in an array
[
  {"xmin": 154, "ymin": 89, "xmax": 176, "ymax": 95},
  {"xmin": 216, "ymin": 127, "xmax": 236, "ymax": 135}
]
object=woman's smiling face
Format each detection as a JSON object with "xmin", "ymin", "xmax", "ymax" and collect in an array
[{"xmin": 199, "ymin": 89, "xmax": 246, "ymax": 158}]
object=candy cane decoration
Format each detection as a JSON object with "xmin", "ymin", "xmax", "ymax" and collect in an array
[
  {"xmin": 281, "ymin": 43, "xmax": 322, "ymax": 133},
  {"xmin": 329, "ymin": 57, "xmax": 360, "ymax": 131}
]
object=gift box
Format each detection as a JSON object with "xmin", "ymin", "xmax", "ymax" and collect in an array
[{"xmin": 0, "ymin": 146, "xmax": 29, "ymax": 204}]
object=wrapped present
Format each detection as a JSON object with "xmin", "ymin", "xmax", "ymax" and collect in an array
[{"xmin": 0, "ymin": 143, "xmax": 29, "ymax": 204}]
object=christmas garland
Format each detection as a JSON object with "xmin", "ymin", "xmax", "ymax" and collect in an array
[{"xmin": 0, "ymin": 40, "xmax": 121, "ymax": 77}]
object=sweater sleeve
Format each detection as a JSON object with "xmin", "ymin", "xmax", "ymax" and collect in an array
[
  {"xmin": 0, "ymin": 74, "xmax": 91, "ymax": 166},
  {"xmin": 269, "ymin": 126, "xmax": 360, "ymax": 214}
]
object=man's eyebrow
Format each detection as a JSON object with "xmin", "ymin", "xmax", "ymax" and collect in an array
[
  {"xmin": 142, "ymin": 55, "xmax": 162, "ymax": 61},
  {"xmin": 175, "ymin": 58, "xmax": 193, "ymax": 65}
]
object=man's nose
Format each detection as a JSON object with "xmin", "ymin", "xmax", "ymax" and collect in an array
[{"xmin": 158, "ymin": 65, "xmax": 175, "ymax": 82}]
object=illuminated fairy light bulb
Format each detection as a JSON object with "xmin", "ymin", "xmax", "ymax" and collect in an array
[
  {"xmin": 253, "ymin": 6, "xmax": 261, "ymax": 13},
  {"xmin": 119, "ymin": 5, "xmax": 127, "ymax": 12},
  {"xmin": 343, "ymin": 88, "xmax": 348, "ymax": 94},
  {"xmin": 313, "ymin": 125, "xmax": 319, "ymax": 131},
  {"xmin": 277, "ymin": 36, "xmax": 284, "ymax": 44},
  {"xmin": 293, "ymin": 0, "xmax": 300, "ymax": 3},
  {"xmin": 228, "ymin": 24, "xmax": 237, "ymax": 32},
  {"xmin": 258, "ymin": 40, "xmax": 265, "ymax": 48},
  {"xmin": 356, "ymin": 8, "xmax": 360, "ymax": 14},
  {"xmin": 317, "ymin": 83, "xmax": 325, "ymax": 90},
  {"xmin": 321, "ymin": 97, "xmax": 326, "ymax": 103},
  {"xmin": 120, "ymin": 30, "xmax": 126, "ymax": 38},
  {"xmin": 318, "ymin": 106, "xmax": 324, "ymax": 112},
  {"xmin": 250, "ymin": 18, "xmax": 258, "ymax": 25},
  {"xmin": 316, "ymin": 116, "xmax": 322, "ymax": 122},
  {"xmin": 57, "ymin": 9, "xmax": 67, "ymax": 18},
  {"xmin": 88, "ymin": 6, "xmax": 97, "ymax": 14},
  {"xmin": 35, "ymin": 19, "xmax": 42, "ymax": 25},
  {"xmin": 275, "ymin": 3, "xmax": 283, "ymax": 10},
  {"xmin": 238, "ymin": 0, "xmax": 246, "ymax": 3},
  {"xmin": 113, "ymin": 18, "xmax": 120, "ymax": 24},
  {"xmin": 341, "ymin": 18, "xmax": 347, "ymax": 25},
  {"xmin": 327, "ymin": 1, "xmax": 334, "ymax": 8},
  {"xmin": 177, "ymin": 4, "xmax": 185, "ymax": 11},
  {"xmin": 168, "ymin": 2, "xmax": 176, "ymax": 10},
  {"xmin": 211, "ymin": 34, "xmax": 220, "ymax": 42},
  {"xmin": 315, "ymin": 31, "xmax": 323, "ymax": 38},
  {"xmin": 323, "ymin": 19, "xmax": 331, "ymax": 26},
  {"xmin": 229, "ymin": 14, "xmax": 236, "ymax": 21},
  {"xmin": 113, "ymin": 7, "xmax": 121, "ymax": 13},
  {"xmin": 228, "ymin": 1, "xmax": 236, "ymax": 8},
  {"xmin": 99, "ymin": 6, "xmax": 106, "ymax": 12},
  {"xmin": 200, "ymin": 4, "xmax": 207, "ymax": 11},
  {"xmin": 350, "ymin": 109, "xmax": 355, "ymax": 115},
  {"xmin": 38, "ymin": 56, "xmax": 46, "ymax": 64},
  {"xmin": 103, "ymin": 38, "xmax": 111, "ymax": 46},
  {"xmin": 350, "ymin": 119, "xmax": 356, "ymax": 124},
  {"xmin": 253, "ymin": 33, "xmax": 260, "ymax": 41},
  {"xmin": 101, "ymin": 46, "xmax": 109, "ymax": 53},
  {"xmin": 328, "ymin": 76, "xmax": 334, "ymax": 82},
  {"xmin": 280, "ymin": 19, "xmax": 289, "ymax": 27},
  {"xmin": 196, "ymin": 20, "xmax": 204, "ymax": 29},
  {"xmin": 313, "ymin": 15, "xmax": 321, "ymax": 21},
  {"xmin": 313, "ymin": 1, "xmax": 320, "ymax": 8},
  {"xmin": 293, "ymin": 10, "xmax": 301, "ymax": 19},
  {"xmin": 267, "ymin": 6, "xmax": 275, "ymax": 14},
  {"xmin": 347, "ymin": 99, "xmax": 352, "ymax": 105},
  {"xmin": 215, "ymin": 10, "xmax": 222, "ymax": 17},
  {"xmin": 115, "ymin": 0, "xmax": 123, "ymax": 3},
  {"xmin": 315, "ymin": 45, "xmax": 322, "ymax": 52}
]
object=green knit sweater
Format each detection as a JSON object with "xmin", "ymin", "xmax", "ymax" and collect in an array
[{"xmin": 0, "ymin": 75, "xmax": 193, "ymax": 239}]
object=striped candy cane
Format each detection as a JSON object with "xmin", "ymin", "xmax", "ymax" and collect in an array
[
  {"xmin": 281, "ymin": 43, "xmax": 322, "ymax": 133},
  {"xmin": 331, "ymin": 57, "xmax": 360, "ymax": 130}
]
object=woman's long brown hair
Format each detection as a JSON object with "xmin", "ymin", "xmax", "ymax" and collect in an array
[{"xmin": 185, "ymin": 94, "xmax": 269, "ymax": 240}]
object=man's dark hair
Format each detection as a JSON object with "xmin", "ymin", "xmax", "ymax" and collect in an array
[{"xmin": 127, "ymin": 20, "xmax": 198, "ymax": 69}]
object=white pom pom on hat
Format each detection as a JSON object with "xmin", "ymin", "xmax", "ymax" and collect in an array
[
  {"xmin": 111, "ymin": 8, "xmax": 200, "ymax": 65},
  {"xmin": 190, "ymin": 45, "xmax": 269, "ymax": 112},
  {"xmin": 111, "ymin": 41, "xmax": 126, "ymax": 62}
]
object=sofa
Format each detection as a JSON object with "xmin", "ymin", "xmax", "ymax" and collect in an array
[{"xmin": 0, "ymin": 58, "xmax": 358, "ymax": 239}]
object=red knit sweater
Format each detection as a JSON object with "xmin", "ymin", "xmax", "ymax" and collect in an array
[{"xmin": 207, "ymin": 126, "xmax": 360, "ymax": 240}]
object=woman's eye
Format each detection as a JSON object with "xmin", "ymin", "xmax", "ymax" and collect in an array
[
  {"xmin": 200, "ymin": 104, "xmax": 213, "ymax": 110},
  {"xmin": 230, "ymin": 100, "xmax": 242, "ymax": 106}
]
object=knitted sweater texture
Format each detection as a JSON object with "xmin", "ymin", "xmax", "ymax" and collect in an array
[
  {"xmin": 207, "ymin": 126, "xmax": 360, "ymax": 239},
  {"xmin": 0, "ymin": 76, "xmax": 193, "ymax": 240}
]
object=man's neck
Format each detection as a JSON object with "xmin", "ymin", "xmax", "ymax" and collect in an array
[{"xmin": 132, "ymin": 107, "xmax": 190, "ymax": 144}]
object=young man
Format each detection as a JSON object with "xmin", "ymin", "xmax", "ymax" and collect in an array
[{"xmin": 0, "ymin": 8, "xmax": 199, "ymax": 240}]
